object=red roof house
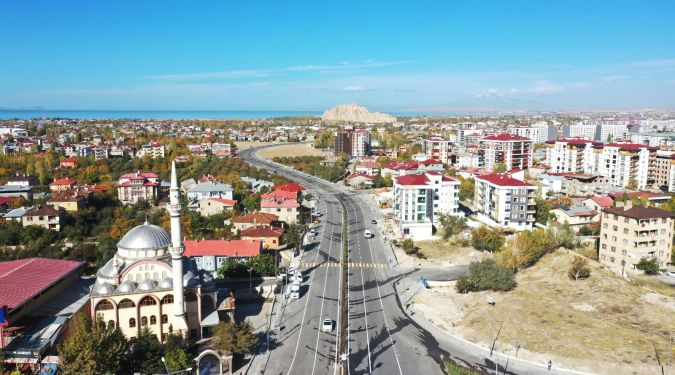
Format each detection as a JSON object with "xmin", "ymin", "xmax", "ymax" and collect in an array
[
  {"xmin": 183, "ymin": 239, "xmax": 263, "ymax": 258},
  {"xmin": 272, "ymin": 183, "xmax": 306, "ymax": 193}
]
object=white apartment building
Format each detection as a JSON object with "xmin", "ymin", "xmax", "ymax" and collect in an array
[
  {"xmin": 393, "ymin": 172, "xmax": 461, "ymax": 239},
  {"xmin": 351, "ymin": 130, "xmax": 371, "ymax": 157},
  {"xmin": 597, "ymin": 143, "xmax": 655, "ymax": 190},
  {"xmin": 424, "ymin": 137, "xmax": 452, "ymax": 164},
  {"xmin": 595, "ymin": 123, "xmax": 630, "ymax": 142},
  {"xmin": 137, "ymin": 143, "xmax": 165, "ymax": 159},
  {"xmin": 544, "ymin": 139, "xmax": 599, "ymax": 174},
  {"xmin": 562, "ymin": 123, "xmax": 596, "ymax": 140},
  {"xmin": 474, "ymin": 173, "xmax": 536, "ymax": 231},
  {"xmin": 479, "ymin": 133, "xmax": 533, "ymax": 171},
  {"xmin": 457, "ymin": 128, "xmax": 483, "ymax": 145}
]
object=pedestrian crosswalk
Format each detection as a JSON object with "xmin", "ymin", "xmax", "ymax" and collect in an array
[{"xmin": 298, "ymin": 261, "xmax": 390, "ymax": 269}]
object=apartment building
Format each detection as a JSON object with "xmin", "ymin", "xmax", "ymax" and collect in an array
[
  {"xmin": 595, "ymin": 123, "xmax": 630, "ymax": 142},
  {"xmin": 424, "ymin": 171, "xmax": 461, "ymax": 219},
  {"xmin": 457, "ymin": 128, "xmax": 483, "ymax": 145},
  {"xmin": 599, "ymin": 202, "xmax": 674, "ymax": 275},
  {"xmin": 478, "ymin": 133, "xmax": 533, "ymax": 171},
  {"xmin": 652, "ymin": 151, "xmax": 675, "ymax": 191},
  {"xmin": 334, "ymin": 129, "xmax": 371, "ymax": 157},
  {"xmin": 509, "ymin": 123, "xmax": 556, "ymax": 144},
  {"xmin": 117, "ymin": 171, "xmax": 160, "ymax": 205},
  {"xmin": 393, "ymin": 174, "xmax": 434, "ymax": 239},
  {"xmin": 597, "ymin": 143, "xmax": 656, "ymax": 190},
  {"xmin": 424, "ymin": 136, "xmax": 452, "ymax": 164},
  {"xmin": 562, "ymin": 123, "xmax": 596, "ymax": 140},
  {"xmin": 137, "ymin": 142, "xmax": 165, "ymax": 159},
  {"xmin": 474, "ymin": 173, "xmax": 537, "ymax": 231},
  {"xmin": 544, "ymin": 139, "xmax": 600, "ymax": 174}
]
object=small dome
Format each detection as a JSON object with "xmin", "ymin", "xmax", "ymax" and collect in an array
[
  {"xmin": 96, "ymin": 282, "xmax": 114, "ymax": 295},
  {"xmin": 117, "ymin": 222, "xmax": 172, "ymax": 252},
  {"xmin": 159, "ymin": 277, "xmax": 173, "ymax": 289},
  {"xmin": 117, "ymin": 280, "xmax": 136, "ymax": 293},
  {"xmin": 138, "ymin": 279, "xmax": 157, "ymax": 291}
]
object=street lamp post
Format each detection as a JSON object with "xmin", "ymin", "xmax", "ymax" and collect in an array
[{"xmin": 161, "ymin": 357, "xmax": 170, "ymax": 375}]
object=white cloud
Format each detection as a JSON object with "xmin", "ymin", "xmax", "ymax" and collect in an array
[{"xmin": 341, "ymin": 85, "xmax": 368, "ymax": 92}]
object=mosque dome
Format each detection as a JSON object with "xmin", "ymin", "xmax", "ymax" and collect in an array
[
  {"xmin": 117, "ymin": 222, "xmax": 172, "ymax": 259},
  {"xmin": 95, "ymin": 282, "xmax": 114, "ymax": 296},
  {"xmin": 117, "ymin": 280, "xmax": 136, "ymax": 293},
  {"xmin": 138, "ymin": 279, "xmax": 157, "ymax": 291},
  {"xmin": 159, "ymin": 277, "xmax": 173, "ymax": 289}
]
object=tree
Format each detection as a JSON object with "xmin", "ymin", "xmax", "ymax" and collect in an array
[
  {"xmin": 58, "ymin": 314, "xmax": 127, "ymax": 375},
  {"xmin": 213, "ymin": 321, "xmax": 259, "ymax": 357},
  {"xmin": 241, "ymin": 192, "xmax": 261, "ymax": 213},
  {"xmin": 284, "ymin": 223, "xmax": 308, "ymax": 251},
  {"xmin": 247, "ymin": 253, "xmax": 276, "ymax": 277},
  {"xmin": 163, "ymin": 333, "xmax": 191, "ymax": 372},
  {"xmin": 535, "ymin": 198, "xmax": 554, "ymax": 225},
  {"xmin": 437, "ymin": 214, "xmax": 468, "ymax": 239},
  {"xmin": 458, "ymin": 177, "xmax": 475, "ymax": 202},
  {"xmin": 636, "ymin": 257, "xmax": 660, "ymax": 275},
  {"xmin": 401, "ymin": 238, "xmax": 416, "ymax": 255},
  {"xmin": 471, "ymin": 226, "xmax": 504, "ymax": 253},
  {"xmin": 568, "ymin": 256, "xmax": 591, "ymax": 280},
  {"xmin": 126, "ymin": 327, "xmax": 164, "ymax": 374},
  {"xmin": 492, "ymin": 163, "xmax": 507, "ymax": 173}
]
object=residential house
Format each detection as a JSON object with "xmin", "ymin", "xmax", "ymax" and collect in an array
[
  {"xmin": 48, "ymin": 190, "xmax": 89, "ymax": 212},
  {"xmin": 187, "ymin": 182, "xmax": 234, "ymax": 203},
  {"xmin": 183, "ymin": 240, "xmax": 263, "ymax": 273},
  {"xmin": 240, "ymin": 226, "xmax": 284, "ymax": 249},
  {"xmin": 346, "ymin": 173, "xmax": 374, "ymax": 188},
  {"xmin": 550, "ymin": 206, "xmax": 600, "ymax": 230},
  {"xmin": 20, "ymin": 205, "xmax": 65, "ymax": 231},
  {"xmin": 198, "ymin": 198, "xmax": 237, "ymax": 217},
  {"xmin": 260, "ymin": 190, "xmax": 300, "ymax": 224},
  {"xmin": 49, "ymin": 178, "xmax": 77, "ymax": 192},
  {"xmin": 231, "ymin": 212, "xmax": 280, "ymax": 233},
  {"xmin": 117, "ymin": 171, "xmax": 160, "ymax": 205}
]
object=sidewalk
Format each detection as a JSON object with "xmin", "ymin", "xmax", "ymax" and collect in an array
[{"xmin": 233, "ymin": 293, "xmax": 276, "ymax": 375}]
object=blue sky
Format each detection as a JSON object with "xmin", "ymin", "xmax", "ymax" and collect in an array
[{"xmin": 1, "ymin": 1, "xmax": 674, "ymax": 112}]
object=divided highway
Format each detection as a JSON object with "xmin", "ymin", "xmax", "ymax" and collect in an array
[{"xmin": 240, "ymin": 144, "xmax": 589, "ymax": 375}]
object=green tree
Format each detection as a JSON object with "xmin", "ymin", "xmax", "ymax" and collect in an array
[
  {"xmin": 437, "ymin": 214, "xmax": 468, "ymax": 239},
  {"xmin": 471, "ymin": 226, "xmax": 504, "ymax": 252},
  {"xmin": 163, "ymin": 333, "xmax": 191, "ymax": 372},
  {"xmin": 126, "ymin": 327, "xmax": 164, "ymax": 374},
  {"xmin": 247, "ymin": 253, "xmax": 276, "ymax": 277},
  {"xmin": 458, "ymin": 177, "xmax": 475, "ymax": 201},
  {"xmin": 456, "ymin": 259, "xmax": 516, "ymax": 293},
  {"xmin": 58, "ymin": 314, "xmax": 127, "ymax": 375},
  {"xmin": 213, "ymin": 321, "xmax": 259, "ymax": 357},
  {"xmin": 535, "ymin": 198, "xmax": 554, "ymax": 225},
  {"xmin": 284, "ymin": 223, "xmax": 308, "ymax": 251},
  {"xmin": 492, "ymin": 163, "xmax": 507, "ymax": 173},
  {"xmin": 636, "ymin": 257, "xmax": 660, "ymax": 275}
]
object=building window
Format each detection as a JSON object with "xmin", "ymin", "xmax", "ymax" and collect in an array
[
  {"xmin": 150, "ymin": 315, "xmax": 157, "ymax": 325},
  {"xmin": 118, "ymin": 299, "xmax": 135, "ymax": 309},
  {"xmin": 601, "ymin": 244, "xmax": 606, "ymax": 249},
  {"xmin": 162, "ymin": 314, "xmax": 168, "ymax": 323},
  {"xmin": 107, "ymin": 320, "xmax": 115, "ymax": 329},
  {"xmin": 612, "ymin": 225, "xmax": 618, "ymax": 231},
  {"xmin": 129, "ymin": 318, "xmax": 136, "ymax": 328},
  {"xmin": 610, "ymin": 257, "xmax": 615, "ymax": 263},
  {"xmin": 139, "ymin": 296, "xmax": 157, "ymax": 306},
  {"xmin": 611, "ymin": 246, "xmax": 616, "ymax": 252},
  {"xmin": 161, "ymin": 294, "xmax": 174, "ymax": 304},
  {"xmin": 95, "ymin": 300, "xmax": 114, "ymax": 311},
  {"xmin": 141, "ymin": 316, "xmax": 148, "ymax": 326},
  {"xmin": 612, "ymin": 236, "xmax": 617, "ymax": 242},
  {"xmin": 623, "ymin": 228, "xmax": 628, "ymax": 234}
]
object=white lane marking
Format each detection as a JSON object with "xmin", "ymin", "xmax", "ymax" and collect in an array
[
  {"xmin": 352, "ymin": 200, "xmax": 373, "ymax": 374},
  {"xmin": 334, "ymin": 198, "xmax": 345, "ymax": 375},
  {"xmin": 311, "ymin": 196, "xmax": 338, "ymax": 375},
  {"xmin": 286, "ymin": 195, "xmax": 331, "ymax": 375},
  {"xmin": 352, "ymin": 197, "xmax": 404, "ymax": 375}
]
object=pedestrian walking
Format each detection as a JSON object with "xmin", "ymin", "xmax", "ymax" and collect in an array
[{"xmin": 547, "ymin": 360, "xmax": 552, "ymax": 371}]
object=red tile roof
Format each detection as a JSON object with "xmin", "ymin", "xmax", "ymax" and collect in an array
[
  {"xmin": 183, "ymin": 240, "xmax": 262, "ymax": 257},
  {"xmin": 420, "ymin": 159, "xmax": 443, "ymax": 165},
  {"xmin": 394, "ymin": 174, "xmax": 430, "ymax": 186},
  {"xmin": 475, "ymin": 173, "xmax": 535, "ymax": 187},
  {"xmin": 208, "ymin": 198, "xmax": 237, "ymax": 206},
  {"xmin": 608, "ymin": 192, "xmax": 669, "ymax": 200},
  {"xmin": 546, "ymin": 138, "xmax": 599, "ymax": 146},
  {"xmin": 120, "ymin": 171, "xmax": 159, "ymax": 179},
  {"xmin": 482, "ymin": 133, "xmax": 531, "ymax": 141},
  {"xmin": 603, "ymin": 143, "xmax": 657, "ymax": 151},
  {"xmin": 272, "ymin": 183, "xmax": 306, "ymax": 193},
  {"xmin": 262, "ymin": 190, "xmax": 297, "ymax": 200},
  {"xmin": 0, "ymin": 197, "xmax": 16, "ymax": 205},
  {"xmin": 231, "ymin": 212, "xmax": 279, "ymax": 224},
  {"xmin": 590, "ymin": 196, "xmax": 614, "ymax": 207},
  {"xmin": 603, "ymin": 205, "xmax": 675, "ymax": 220},
  {"xmin": 49, "ymin": 178, "xmax": 77, "ymax": 186},
  {"xmin": 0, "ymin": 258, "xmax": 84, "ymax": 311},
  {"xmin": 383, "ymin": 161, "xmax": 419, "ymax": 170},
  {"xmin": 346, "ymin": 172, "xmax": 374, "ymax": 181},
  {"xmin": 240, "ymin": 226, "xmax": 284, "ymax": 238}
]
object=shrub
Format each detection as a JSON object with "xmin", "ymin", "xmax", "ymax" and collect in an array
[
  {"xmin": 568, "ymin": 256, "xmax": 591, "ymax": 280},
  {"xmin": 445, "ymin": 361, "xmax": 480, "ymax": 374},
  {"xmin": 636, "ymin": 258, "xmax": 660, "ymax": 275},
  {"xmin": 457, "ymin": 259, "xmax": 516, "ymax": 293},
  {"xmin": 471, "ymin": 226, "xmax": 505, "ymax": 253}
]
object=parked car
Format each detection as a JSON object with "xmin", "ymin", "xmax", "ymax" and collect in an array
[
  {"xmin": 666, "ymin": 271, "xmax": 675, "ymax": 278},
  {"xmin": 290, "ymin": 291, "xmax": 300, "ymax": 299},
  {"xmin": 321, "ymin": 318, "xmax": 333, "ymax": 332},
  {"xmin": 291, "ymin": 283, "xmax": 300, "ymax": 292}
]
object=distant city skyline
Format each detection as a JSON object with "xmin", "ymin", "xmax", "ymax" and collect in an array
[{"xmin": 1, "ymin": 1, "xmax": 674, "ymax": 112}]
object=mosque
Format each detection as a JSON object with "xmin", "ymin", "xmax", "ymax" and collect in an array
[{"xmin": 89, "ymin": 161, "xmax": 226, "ymax": 340}]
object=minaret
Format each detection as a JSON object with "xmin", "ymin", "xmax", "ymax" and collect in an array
[{"xmin": 168, "ymin": 161, "xmax": 187, "ymax": 330}]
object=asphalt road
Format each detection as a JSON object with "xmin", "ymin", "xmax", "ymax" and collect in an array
[{"xmin": 240, "ymin": 145, "xmax": 597, "ymax": 375}]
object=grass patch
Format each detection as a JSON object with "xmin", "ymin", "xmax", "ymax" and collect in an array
[
  {"xmin": 632, "ymin": 275, "xmax": 675, "ymax": 297},
  {"xmin": 445, "ymin": 362, "xmax": 479, "ymax": 375}
]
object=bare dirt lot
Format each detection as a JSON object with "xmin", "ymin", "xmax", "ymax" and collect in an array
[
  {"xmin": 414, "ymin": 239, "xmax": 483, "ymax": 267},
  {"xmin": 256, "ymin": 143, "xmax": 329, "ymax": 158},
  {"xmin": 413, "ymin": 250, "xmax": 675, "ymax": 375},
  {"xmin": 234, "ymin": 141, "xmax": 275, "ymax": 150}
]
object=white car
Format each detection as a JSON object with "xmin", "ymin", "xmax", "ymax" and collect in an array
[
  {"xmin": 291, "ymin": 283, "xmax": 300, "ymax": 292},
  {"xmin": 290, "ymin": 291, "xmax": 300, "ymax": 299},
  {"xmin": 666, "ymin": 271, "xmax": 675, "ymax": 278},
  {"xmin": 364, "ymin": 230, "xmax": 373, "ymax": 238},
  {"xmin": 321, "ymin": 318, "xmax": 333, "ymax": 332}
]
